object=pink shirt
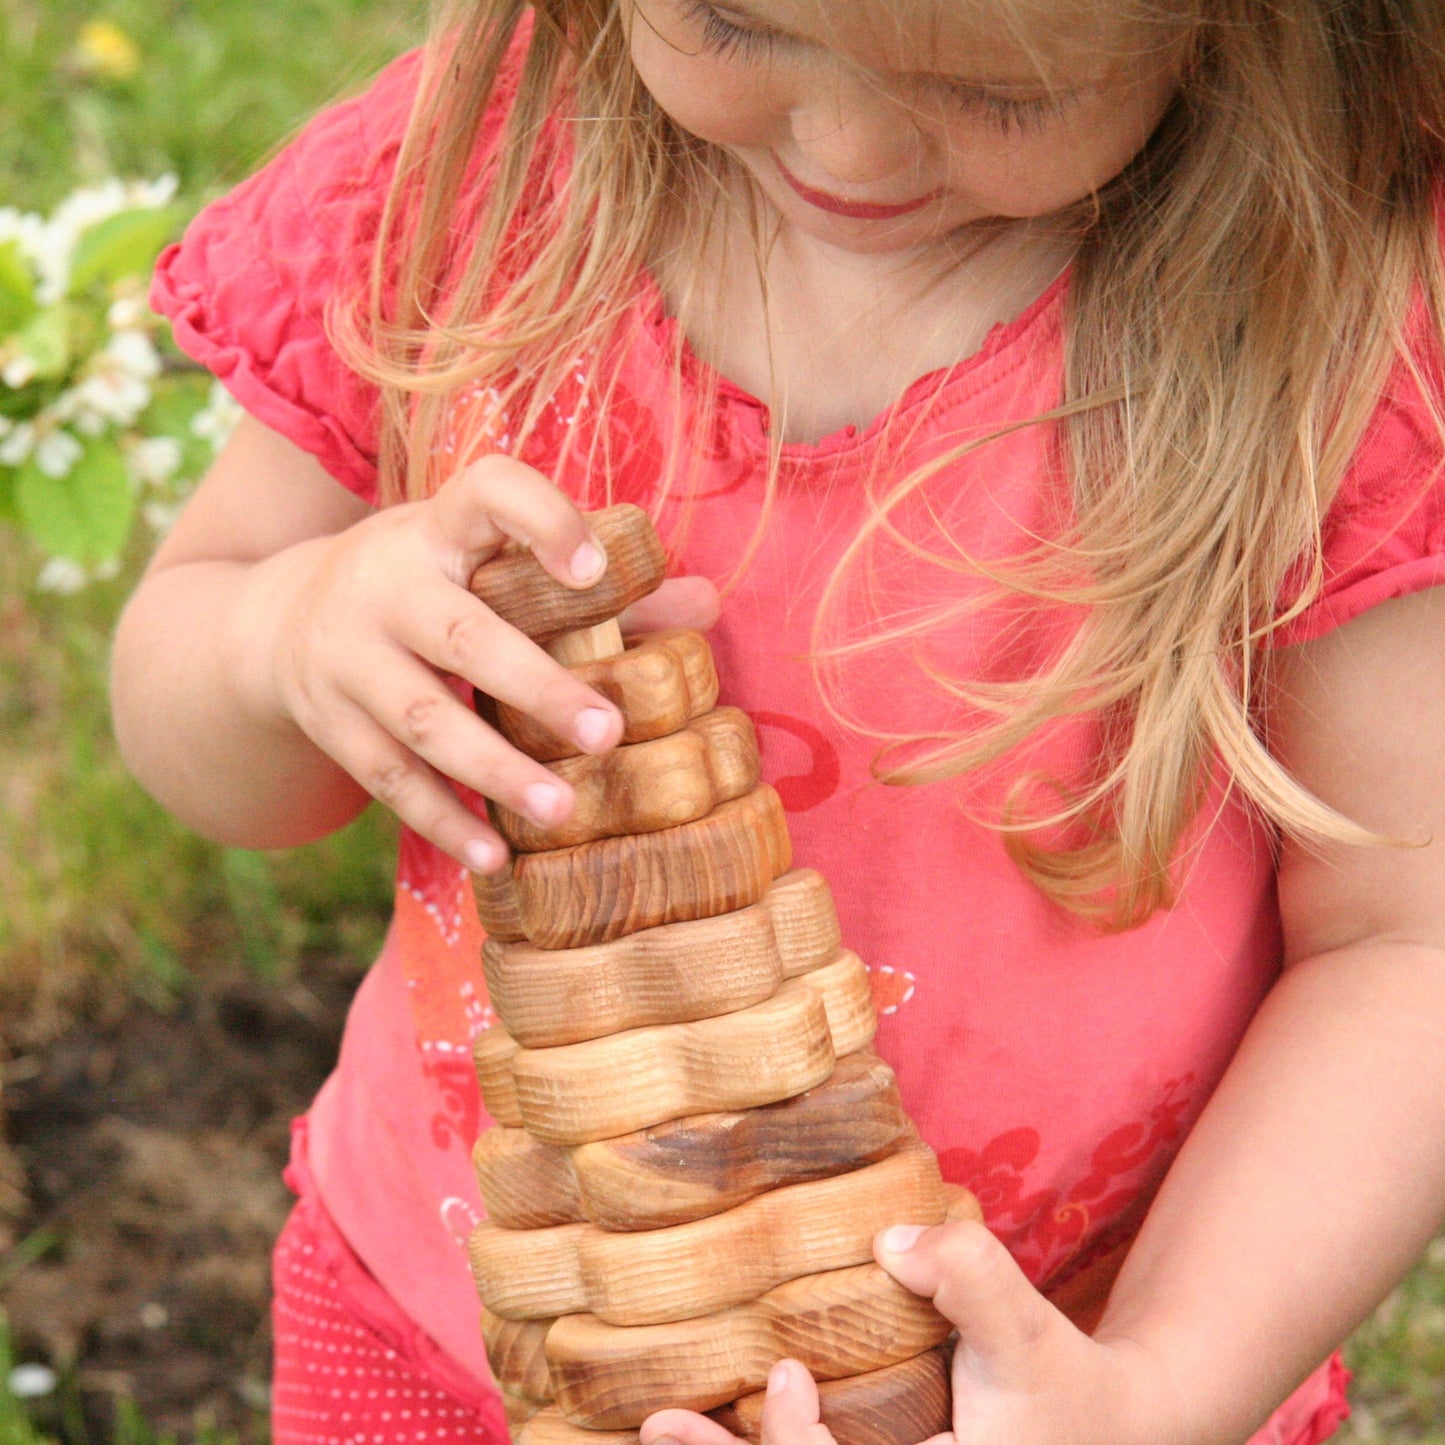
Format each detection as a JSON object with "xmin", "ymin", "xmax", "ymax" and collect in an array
[{"xmin": 152, "ymin": 47, "xmax": 1445, "ymax": 1445}]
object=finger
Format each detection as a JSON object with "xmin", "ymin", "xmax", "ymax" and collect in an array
[
  {"xmin": 619, "ymin": 576, "xmax": 721, "ymax": 635},
  {"xmin": 876, "ymin": 1220, "xmax": 1062, "ymax": 1376},
  {"xmin": 428, "ymin": 455, "xmax": 608, "ymax": 590},
  {"xmin": 640, "ymin": 1409, "xmax": 742, "ymax": 1445},
  {"xmin": 387, "ymin": 571, "xmax": 623, "ymax": 753},
  {"xmin": 759, "ymin": 1360, "xmax": 836, "ymax": 1445},
  {"xmin": 339, "ymin": 645, "xmax": 584, "ymax": 830},
  {"xmin": 309, "ymin": 691, "xmax": 510, "ymax": 873}
]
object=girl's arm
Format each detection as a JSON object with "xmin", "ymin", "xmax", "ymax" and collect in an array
[
  {"xmin": 111, "ymin": 415, "xmax": 716, "ymax": 864},
  {"xmin": 644, "ymin": 586, "xmax": 1445, "ymax": 1445}
]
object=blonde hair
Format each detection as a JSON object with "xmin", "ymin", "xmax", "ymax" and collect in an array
[{"xmin": 337, "ymin": 0, "xmax": 1445, "ymax": 927}]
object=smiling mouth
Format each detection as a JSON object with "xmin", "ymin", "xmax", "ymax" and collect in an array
[{"xmin": 773, "ymin": 158, "xmax": 940, "ymax": 220}]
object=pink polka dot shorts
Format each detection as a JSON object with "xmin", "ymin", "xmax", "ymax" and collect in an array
[{"xmin": 272, "ymin": 1191, "xmax": 510, "ymax": 1445}]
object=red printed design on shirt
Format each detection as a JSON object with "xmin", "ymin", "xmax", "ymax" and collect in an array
[
  {"xmin": 937, "ymin": 1074, "xmax": 1197, "ymax": 1285},
  {"xmin": 753, "ymin": 712, "xmax": 842, "ymax": 812},
  {"xmin": 395, "ymin": 826, "xmax": 493, "ymax": 1154},
  {"xmin": 866, "ymin": 965, "xmax": 918, "ymax": 1016}
]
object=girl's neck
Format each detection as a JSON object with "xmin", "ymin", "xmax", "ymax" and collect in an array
[{"xmin": 654, "ymin": 186, "xmax": 1077, "ymax": 445}]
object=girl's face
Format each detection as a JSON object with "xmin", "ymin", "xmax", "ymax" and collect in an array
[{"xmin": 626, "ymin": 0, "xmax": 1185, "ymax": 255}]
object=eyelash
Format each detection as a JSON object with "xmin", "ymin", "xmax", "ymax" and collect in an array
[{"xmin": 676, "ymin": 0, "xmax": 1075, "ymax": 135}]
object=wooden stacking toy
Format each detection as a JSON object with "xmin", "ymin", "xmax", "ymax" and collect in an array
[{"xmin": 466, "ymin": 506, "xmax": 978, "ymax": 1445}]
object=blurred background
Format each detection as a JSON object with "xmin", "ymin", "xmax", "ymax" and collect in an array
[{"xmin": 0, "ymin": 1, "xmax": 1440, "ymax": 1441}]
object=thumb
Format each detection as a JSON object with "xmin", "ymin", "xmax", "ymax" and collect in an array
[
  {"xmin": 876, "ymin": 1220, "xmax": 1059, "ymax": 1372},
  {"xmin": 759, "ymin": 1360, "xmax": 837, "ymax": 1445}
]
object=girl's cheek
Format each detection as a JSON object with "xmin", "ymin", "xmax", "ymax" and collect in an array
[{"xmin": 630, "ymin": 34, "xmax": 785, "ymax": 148}]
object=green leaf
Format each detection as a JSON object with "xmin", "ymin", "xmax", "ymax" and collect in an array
[
  {"xmin": 0, "ymin": 465, "xmax": 18, "ymax": 525},
  {"xmin": 0, "ymin": 240, "xmax": 37, "ymax": 337},
  {"xmin": 15, "ymin": 438, "xmax": 135, "ymax": 564},
  {"xmin": 13, "ymin": 306, "xmax": 73, "ymax": 381},
  {"xmin": 68, "ymin": 206, "xmax": 185, "ymax": 296}
]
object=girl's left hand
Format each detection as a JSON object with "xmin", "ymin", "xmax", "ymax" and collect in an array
[{"xmin": 639, "ymin": 1220, "xmax": 1189, "ymax": 1445}]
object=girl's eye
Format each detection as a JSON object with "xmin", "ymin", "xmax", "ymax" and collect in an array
[
  {"xmin": 937, "ymin": 85, "xmax": 1078, "ymax": 136},
  {"xmin": 678, "ymin": 0, "xmax": 782, "ymax": 60}
]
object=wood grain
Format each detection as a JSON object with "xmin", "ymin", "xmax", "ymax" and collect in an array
[
  {"xmin": 799, "ymin": 950, "xmax": 876, "ymax": 1058},
  {"xmin": 578, "ymin": 1142, "xmax": 945, "ymax": 1326},
  {"xmin": 474, "ymin": 1027, "xmax": 524, "ymax": 1128},
  {"xmin": 517, "ymin": 1412, "xmax": 637, "ymax": 1445},
  {"xmin": 484, "ymin": 869, "xmax": 841, "ymax": 1049},
  {"xmin": 480, "ymin": 1306, "xmax": 554, "ymax": 1401},
  {"xmin": 491, "ymin": 708, "xmax": 760, "ymax": 852},
  {"xmin": 546, "ymin": 1258, "xmax": 953, "ymax": 1428},
  {"xmin": 474, "ymin": 1054, "xmax": 910, "ymax": 1236},
  {"xmin": 470, "ymin": 1143, "xmax": 944, "ymax": 1328},
  {"xmin": 502, "ymin": 1388, "xmax": 548, "ymax": 1431},
  {"xmin": 470, "ymin": 1219, "xmax": 591, "ymax": 1320},
  {"xmin": 507, "ymin": 978, "xmax": 835, "ymax": 1146},
  {"xmin": 473, "ymin": 1128, "xmax": 581, "ymax": 1229},
  {"xmin": 503, "ymin": 787, "xmax": 791, "ymax": 950},
  {"xmin": 548, "ymin": 619, "xmax": 624, "ymax": 666},
  {"xmin": 767, "ymin": 869, "xmax": 843, "ymax": 977},
  {"xmin": 496, "ymin": 629, "xmax": 718, "ymax": 762},
  {"xmin": 570, "ymin": 1051, "xmax": 909, "ymax": 1231},
  {"xmin": 469, "ymin": 505, "xmax": 666, "ymax": 647},
  {"xmin": 514, "ymin": 1346, "xmax": 952, "ymax": 1445},
  {"xmin": 712, "ymin": 1343, "xmax": 954, "ymax": 1445}
]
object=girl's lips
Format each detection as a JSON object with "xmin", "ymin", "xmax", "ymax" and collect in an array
[{"xmin": 774, "ymin": 158, "xmax": 939, "ymax": 220}]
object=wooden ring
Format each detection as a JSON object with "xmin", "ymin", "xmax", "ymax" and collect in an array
[
  {"xmin": 494, "ymin": 629, "xmax": 718, "ymax": 763},
  {"xmin": 475, "ymin": 787, "xmax": 791, "ymax": 950},
  {"xmin": 492, "ymin": 708, "xmax": 760, "ymax": 853},
  {"xmin": 468, "ymin": 504, "xmax": 666, "ymax": 646}
]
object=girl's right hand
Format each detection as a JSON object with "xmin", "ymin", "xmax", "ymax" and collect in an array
[{"xmin": 235, "ymin": 454, "xmax": 718, "ymax": 874}]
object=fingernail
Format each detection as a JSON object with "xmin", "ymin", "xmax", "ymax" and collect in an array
[
  {"xmin": 464, "ymin": 838, "xmax": 506, "ymax": 874},
  {"xmin": 650, "ymin": 1438, "xmax": 682, "ymax": 1445},
  {"xmin": 574, "ymin": 706, "xmax": 616, "ymax": 752},
  {"xmin": 880, "ymin": 1224, "xmax": 927, "ymax": 1254},
  {"xmin": 570, "ymin": 539, "xmax": 606, "ymax": 585},
  {"xmin": 523, "ymin": 781, "xmax": 567, "ymax": 826},
  {"xmin": 767, "ymin": 1361, "xmax": 790, "ymax": 1396}
]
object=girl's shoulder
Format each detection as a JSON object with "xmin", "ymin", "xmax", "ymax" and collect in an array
[
  {"xmin": 148, "ymin": 34, "xmax": 535, "ymax": 504},
  {"xmin": 1273, "ymin": 184, "xmax": 1445, "ymax": 646}
]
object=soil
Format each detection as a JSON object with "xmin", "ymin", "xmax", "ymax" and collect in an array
[{"xmin": 0, "ymin": 953, "xmax": 364, "ymax": 1442}]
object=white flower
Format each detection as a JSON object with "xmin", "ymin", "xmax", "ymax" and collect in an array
[
  {"xmin": 0, "ymin": 421, "xmax": 34, "ymax": 466},
  {"xmin": 36, "ymin": 557, "xmax": 89, "ymax": 594},
  {"xmin": 34, "ymin": 428, "xmax": 83, "ymax": 479},
  {"xmin": 192, "ymin": 381, "xmax": 243, "ymax": 451},
  {"xmin": 7, "ymin": 1364, "xmax": 58, "ymax": 1399},
  {"xmin": 131, "ymin": 435, "xmax": 183, "ymax": 486},
  {"xmin": 143, "ymin": 498, "xmax": 184, "ymax": 534},
  {"xmin": 58, "ymin": 334, "xmax": 161, "ymax": 430},
  {"xmin": 107, "ymin": 293, "xmax": 150, "ymax": 331},
  {"xmin": 29, "ymin": 176, "xmax": 179, "ymax": 305},
  {"xmin": 2, "ymin": 354, "xmax": 37, "ymax": 389},
  {"xmin": 107, "ymin": 329, "xmax": 162, "ymax": 379}
]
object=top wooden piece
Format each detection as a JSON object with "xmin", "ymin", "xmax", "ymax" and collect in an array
[{"xmin": 469, "ymin": 504, "xmax": 667, "ymax": 646}]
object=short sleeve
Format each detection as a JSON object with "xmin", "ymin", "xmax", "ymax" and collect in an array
[
  {"xmin": 150, "ymin": 51, "xmax": 426, "ymax": 505},
  {"xmin": 1271, "ymin": 224, "xmax": 1445, "ymax": 646}
]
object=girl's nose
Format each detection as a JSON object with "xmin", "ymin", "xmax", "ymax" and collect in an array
[{"xmin": 789, "ymin": 71, "xmax": 924, "ymax": 189}]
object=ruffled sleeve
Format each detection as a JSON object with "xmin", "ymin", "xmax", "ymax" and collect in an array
[
  {"xmin": 150, "ymin": 50, "xmax": 427, "ymax": 505},
  {"xmin": 1271, "ymin": 219, "xmax": 1445, "ymax": 646}
]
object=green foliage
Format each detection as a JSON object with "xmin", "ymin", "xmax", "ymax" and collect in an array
[
  {"xmin": 15, "ymin": 440, "xmax": 133, "ymax": 564},
  {"xmin": 67, "ymin": 206, "xmax": 184, "ymax": 297},
  {"xmin": 0, "ymin": 0, "xmax": 423, "ymax": 214}
]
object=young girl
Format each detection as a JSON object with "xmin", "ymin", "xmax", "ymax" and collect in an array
[{"xmin": 115, "ymin": 1, "xmax": 1445, "ymax": 1442}]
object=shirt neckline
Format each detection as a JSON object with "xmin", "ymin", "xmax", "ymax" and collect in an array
[{"xmin": 634, "ymin": 259, "xmax": 1073, "ymax": 464}]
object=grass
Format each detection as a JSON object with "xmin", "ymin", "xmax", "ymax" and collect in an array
[
  {"xmin": 3, "ymin": 2, "xmax": 1445, "ymax": 1442},
  {"xmin": 0, "ymin": 0, "xmax": 424, "ymax": 211}
]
